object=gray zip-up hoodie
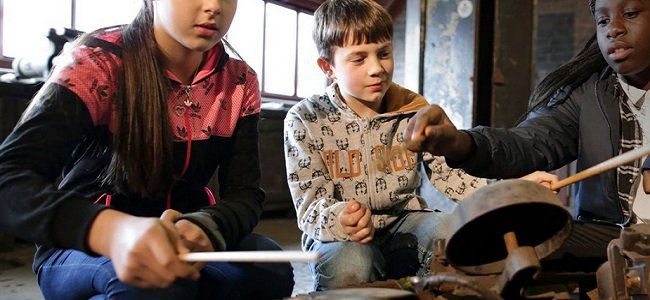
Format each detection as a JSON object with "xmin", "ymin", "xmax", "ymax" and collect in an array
[{"xmin": 284, "ymin": 83, "xmax": 487, "ymax": 246}]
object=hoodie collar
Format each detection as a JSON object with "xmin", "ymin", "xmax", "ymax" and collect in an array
[
  {"xmin": 165, "ymin": 42, "xmax": 226, "ymax": 85},
  {"xmin": 324, "ymin": 82, "xmax": 429, "ymax": 118}
]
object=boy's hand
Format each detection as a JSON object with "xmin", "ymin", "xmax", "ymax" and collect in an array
[
  {"xmin": 403, "ymin": 104, "xmax": 474, "ymax": 161},
  {"xmin": 339, "ymin": 199, "xmax": 375, "ymax": 243},
  {"xmin": 643, "ymin": 170, "xmax": 650, "ymax": 194},
  {"xmin": 520, "ymin": 171, "xmax": 559, "ymax": 193}
]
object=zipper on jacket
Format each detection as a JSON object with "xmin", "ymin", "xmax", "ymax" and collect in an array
[
  {"xmin": 594, "ymin": 76, "xmax": 629, "ymax": 224},
  {"xmin": 364, "ymin": 117, "xmax": 379, "ymax": 209}
]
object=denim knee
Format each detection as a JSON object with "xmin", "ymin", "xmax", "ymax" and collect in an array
[
  {"xmin": 102, "ymin": 268, "xmax": 198, "ymax": 299},
  {"xmin": 311, "ymin": 241, "xmax": 382, "ymax": 290},
  {"xmin": 200, "ymin": 233, "xmax": 294, "ymax": 299}
]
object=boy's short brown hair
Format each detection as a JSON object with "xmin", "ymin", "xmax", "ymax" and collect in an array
[{"xmin": 313, "ymin": 0, "xmax": 393, "ymax": 63}]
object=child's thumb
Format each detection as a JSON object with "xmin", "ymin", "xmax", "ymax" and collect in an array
[{"xmin": 346, "ymin": 199, "xmax": 359, "ymax": 211}]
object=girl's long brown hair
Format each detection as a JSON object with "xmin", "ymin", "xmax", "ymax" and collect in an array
[
  {"xmin": 23, "ymin": 0, "xmax": 174, "ymax": 197},
  {"xmin": 106, "ymin": 0, "xmax": 174, "ymax": 197}
]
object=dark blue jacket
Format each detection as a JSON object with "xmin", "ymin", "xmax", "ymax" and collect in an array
[{"xmin": 451, "ymin": 67, "xmax": 629, "ymax": 225}]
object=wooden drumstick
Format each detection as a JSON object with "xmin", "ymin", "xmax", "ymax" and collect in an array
[
  {"xmin": 179, "ymin": 250, "xmax": 319, "ymax": 263},
  {"xmin": 551, "ymin": 145, "xmax": 650, "ymax": 191}
]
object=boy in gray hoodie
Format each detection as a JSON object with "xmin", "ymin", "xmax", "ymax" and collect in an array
[{"xmin": 284, "ymin": 0, "xmax": 555, "ymax": 291}]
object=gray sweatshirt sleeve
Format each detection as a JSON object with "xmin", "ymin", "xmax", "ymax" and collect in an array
[
  {"xmin": 423, "ymin": 153, "xmax": 488, "ymax": 201},
  {"xmin": 284, "ymin": 108, "xmax": 348, "ymax": 242}
]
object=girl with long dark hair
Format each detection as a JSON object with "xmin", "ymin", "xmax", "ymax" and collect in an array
[{"xmin": 0, "ymin": 0, "xmax": 293, "ymax": 298}]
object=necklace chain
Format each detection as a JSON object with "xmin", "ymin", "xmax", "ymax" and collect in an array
[{"xmin": 183, "ymin": 60, "xmax": 202, "ymax": 108}]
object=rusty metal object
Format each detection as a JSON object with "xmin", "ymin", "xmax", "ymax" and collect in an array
[
  {"xmin": 444, "ymin": 179, "xmax": 572, "ymax": 275},
  {"xmin": 296, "ymin": 180, "xmax": 580, "ymax": 299},
  {"xmin": 412, "ymin": 273, "xmax": 502, "ymax": 299},
  {"xmin": 597, "ymin": 224, "xmax": 650, "ymax": 300},
  {"xmin": 494, "ymin": 231, "xmax": 541, "ymax": 298},
  {"xmin": 289, "ymin": 287, "xmax": 418, "ymax": 299}
]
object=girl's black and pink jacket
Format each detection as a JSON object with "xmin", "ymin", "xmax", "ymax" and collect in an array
[{"xmin": 0, "ymin": 29, "xmax": 264, "ymax": 269}]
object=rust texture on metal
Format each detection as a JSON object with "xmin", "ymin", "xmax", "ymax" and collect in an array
[
  {"xmin": 597, "ymin": 224, "xmax": 650, "ymax": 299},
  {"xmin": 444, "ymin": 179, "xmax": 572, "ymax": 275}
]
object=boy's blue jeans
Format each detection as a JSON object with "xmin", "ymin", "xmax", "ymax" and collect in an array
[
  {"xmin": 306, "ymin": 211, "xmax": 447, "ymax": 291},
  {"xmin": 37, "ymin": 233, "xmax": 294, "ymax": 300}
]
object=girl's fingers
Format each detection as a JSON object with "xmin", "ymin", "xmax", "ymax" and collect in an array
[
  {"xmin": 405, "ymin": 106, "xmax": 451, "ymax": 153},
  {"xmin": 175, "ymin": 220, "xmax": 215, "ymax": 252},
  {"xmin": 150, "ymin": 223, "xmax": 199, "ymax": 280},
  {"xmin": 129, "ymin": 275, "xmax": 157, "ymax": 289},
  {"xmin": 191, "ymin": 262, "xmax": 207, "ymax": 271},
  {"xmin": 160, "ymin": 209, "xmax": 182, "ymax": 222},
  {"xmin": 162, "ymin": 218, "xmax": 191, "ymax": 255},
  {"xmin": 133, "ymin": 258, "xmax": 176, "ymax": 288},
  {"xmin": 409, "ymin": 111, "xmax": 430, "ymax": 143}
]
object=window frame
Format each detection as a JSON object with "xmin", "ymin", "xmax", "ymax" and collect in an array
[
  {"xmin": 259, "ymin": 0, "xmax": 318, "ymax": 101},
  {"xmin": 0, "ymin": 0, "xmax": 12, "ymax": 68},
  {"xmin": 0, "ymin": 0, "xmax": 322, "ymax": 100},
  {"xmin": 0, "ymin": 0, "xmax": 76, "ymax": 68}
]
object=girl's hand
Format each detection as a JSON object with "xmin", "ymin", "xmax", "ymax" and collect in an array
[
  {"xmin": 160, "ymin": 209, "xmax": 214, "ymax": 270},
  {"xmin": 643, "ymin": 170, "xmax": 650, "ymax": 194},
  {"xmin": 403, "ymin": 104, "xmax": 474, "ymax": 161},
  {"xmin": 520, "ymin": 171, "xmax": 559, "ymax": 193},
  {"xmin": 88, "ymin": 209, "xmax": 200, "ymax": 288},
  {"xmin": 339, "ymin": 199, "xmax": 375, "ymax": 244}
]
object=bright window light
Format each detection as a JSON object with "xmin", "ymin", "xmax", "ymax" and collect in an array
[
  {"xmin": 296, "ymin": 13, "xmax": 325, "ymax": 98},
  {"xmin": 226, "ymin": 0, "xmax": 264, "ymax": 84},
  {"xmin": 75, "ymin": 0, "xmax": 141, "ymax": 32},
  {"xmin": 3, "ymin": 0, "xmax": 71, "ymax": 58},
  {"xmin": 263, "ymin": 3, "xmax": 297, "ymax": 96}
]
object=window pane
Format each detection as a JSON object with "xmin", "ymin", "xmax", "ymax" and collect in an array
[
  {"xmin": 263, "ymin": 3, "xmax": 297, "ymax": 96},
  {"xmin": 75, "ymin": 0, "xmax": 141, "ymax": 32},
  {"xmin": 226, "ymin": 0, "xmax": 264, "ymax": 84},
  {"xmin": 296, "ymin": 13, "xmax": 325, "ymax": 98},
  {"xmin": 3, "ymin": 0, "xmax": 71, "ymax": 58}
]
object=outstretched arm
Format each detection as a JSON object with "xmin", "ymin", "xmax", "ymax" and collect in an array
[{"xmin": 404, "ymin": 93, "xmax": 580, "ymax": 179}]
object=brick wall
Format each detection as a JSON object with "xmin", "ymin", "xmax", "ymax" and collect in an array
[
  {"xmin": 534, "ymin": 1, "xmax": 595, "ymax": 212},
  {"xmin": 534, "ymin": 0, "xmax": 595, "ymax": 83}
]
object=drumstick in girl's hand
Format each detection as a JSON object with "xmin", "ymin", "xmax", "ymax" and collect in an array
[
  {"xmin": 179, "ymin": 250, "xmax": 319, "ymax": 263},
  {"xmin": 551, "ymin": 145, "xmax": 650, "ymax": 191}
]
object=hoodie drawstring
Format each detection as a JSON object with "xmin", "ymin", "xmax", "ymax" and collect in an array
[{"xmin": 96, "ymin": 108, "xmax": 217, "ymax": 208}]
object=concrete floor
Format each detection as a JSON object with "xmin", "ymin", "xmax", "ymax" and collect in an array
[{"xmin": 0, "ymin": 216, "xmax": 311, "ymax": 300}]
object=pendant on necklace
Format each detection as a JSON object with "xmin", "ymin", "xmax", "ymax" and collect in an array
[{"xmin": 184, "ymin": 85, "xmax": 193, "ymax": 107}]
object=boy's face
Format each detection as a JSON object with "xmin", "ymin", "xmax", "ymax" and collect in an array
[
  {"xmin": 595, "ymin": 0, "xmax": 650, "ymax": 83},
  {"xmin": 319, "ymin": 39, "xmax": 394, "ymax": 111}
]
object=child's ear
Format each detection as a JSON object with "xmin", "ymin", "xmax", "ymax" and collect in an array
[{"xmin": 317, "ymin": 57, "xmax": 336, "ymax": 80}]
